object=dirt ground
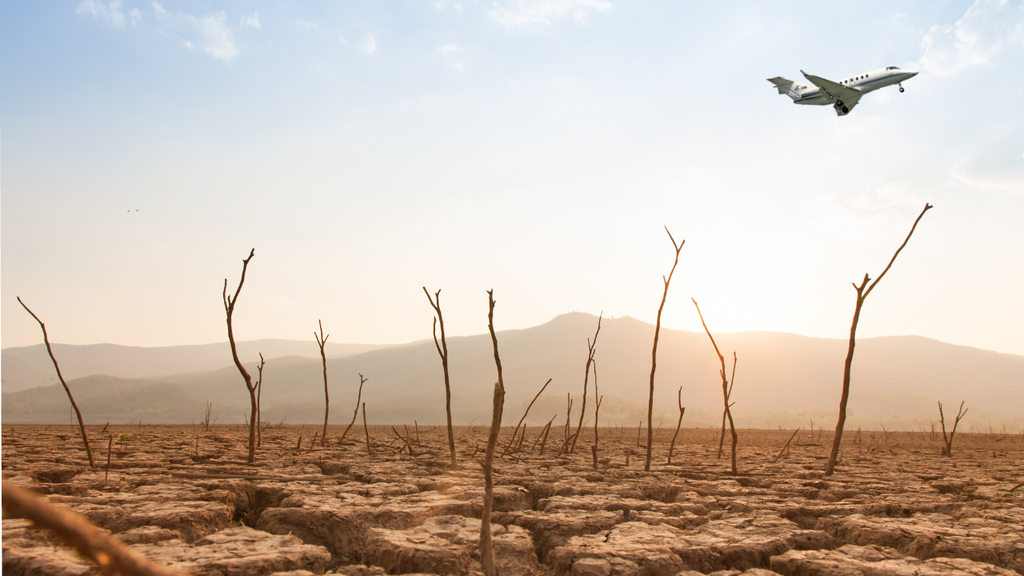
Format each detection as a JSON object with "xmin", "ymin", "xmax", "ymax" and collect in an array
[{"xmin": 3, "ymin": 423, "xmax": 1023, "ymax": 575}]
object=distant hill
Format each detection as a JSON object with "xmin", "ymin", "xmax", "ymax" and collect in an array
[
  {"xmin": 3, "ymin": 313, "xmax": 1023, "ymax": 430},
  {"xmin": 1, "ymin": 339, "xmax": 394, "ymax": 392}
]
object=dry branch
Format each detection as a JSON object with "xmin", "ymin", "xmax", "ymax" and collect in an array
[
  {"xmin": 2, "ymin": 482, "xmax": 186, "ymax": 576},
  {"xmin": 939, "ymin": 400, "xmax": 968, "ymax": 456},
  {"xmin": 222, "ymin": 247, "xmax": 258, "ymax": 464},
  {"xmin": 667, "ymin": 386, "xmax": 686, "ymax": 465},
  {"xmin": 772, "ymin": 428, "xmax": 802, "ymax": 464},
  {"xmin": 338, "ymin": 374, "xmax": 368, "ymax": 444},
  {"xmin": 646, "ymin": 226, "xmax": 684, "ymax": 472},
  {"xmin": 502, "ymin": 378, "xmax": 552, "ymax": 457},
  {"xmin": 314, "ymin": 320, "xmax": 330, "ymax": 446},
  {"xmin": 571, "ymin": 313, "xmax": 602, "ymax": 454},
  {"xmin": 693, "ymin": 298, "xmax": 738, "ymax": 475},
  {"xmin": 826, "ymin": 203, "xmax": 932, "ymax": 476},
  {"xmin": 481, "ymin": 290, "xmax": 506, "ymax": 576},
  {"xmin": 424, "ymin": 287, "xmax": 458, "ymax": 468},
  {"xmin": 16, "ymin": 297, "xmax": 95, "ymax": 468}
]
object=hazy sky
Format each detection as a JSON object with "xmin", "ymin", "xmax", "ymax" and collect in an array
[{"xmin": 2, "ymin": 0, "xmax": 1022, "ymax": 355}]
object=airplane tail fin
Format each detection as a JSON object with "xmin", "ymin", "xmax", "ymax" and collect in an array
[{"xmin": 767, "ymin": 76, "xmax": 807, "ymax": 100}]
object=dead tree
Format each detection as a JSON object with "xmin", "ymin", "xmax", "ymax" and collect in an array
[
  {"xmin": 646, "ymin": 226, "xmax": 684, "ymax": 472},
  {"xmin": 667, "ymin": 386, "xmax": 686, "ymax": 465},
  {"xmin": 692, "ymin": 299, "xmax": 739, "ymax": 475},
  {"xmin": 314, "ymin": 320, "xmax": 330, "ymax": 446},
  {"xmin": 2, "ymin": 482, "xmax": 186, "ymax": 576},
  {"xmin": 256, "ymin": 353, "xmax": 265, "ymax": 447},
  {"xmin": 481, "ymin": 290, "xmax": 506, "ymax": 576},
  {"xmin": 570, "ymin": 313, "xmax": 602, "ymax": 454},
  {"xmin": 337, "ymin": 374, "xmax": 368, "ymax": 444},
  {"xmin": 424, "ymin": 287, "xmax": 457, "ymax": 468},
  {"xmin": 223, "ymin": 248, "xmax": 258, "ymax": 464},
  {"xmin": 825, "ymin": 203, "xmax": 932, "ymax": 476},
  {"xmin": 717, "ymin": 352, "xmax": 737, "ymax": 459},
  {"xmin": 592, "ymin": 359, "xmax": 603, "ymax": 470},
  {"xmin": 938, "ymin": 401, "xmax": 968, "ymax": 456},
  {"xmin": 16, "ymin": 298, "xmax": 95, "ymax": 468}
]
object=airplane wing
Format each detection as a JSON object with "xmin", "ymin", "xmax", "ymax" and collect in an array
[{"xmin": 800, "ymin": 70, "xmax": 862, "ymax": 102}]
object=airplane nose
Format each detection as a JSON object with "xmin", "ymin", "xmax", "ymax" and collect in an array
[{"xmin": 906, "ymin": 70, "xmax": 918, "ymax": 77}]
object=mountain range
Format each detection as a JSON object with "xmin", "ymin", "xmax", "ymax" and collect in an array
[{"xmin": 3, "ymin": 313, "xmax": 1022, "ymax": 431}]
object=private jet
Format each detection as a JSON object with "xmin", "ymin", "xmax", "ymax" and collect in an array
[{"xmin": 768, "ymin": 66, "xmax": 918, "ymax": 116}]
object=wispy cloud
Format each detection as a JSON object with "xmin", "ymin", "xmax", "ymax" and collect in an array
[
  {"xmin": 436, "ymin": 43, "xmax": 464, "ymax": 71},
  {"xmin": 488, "ymin": 0, "xmax": 611, "ymax": 27},
  {"xmin": 240, "ymin": 11, "xmax": 260, "ymax": 29},
  {"xmin": 130, "ymin": 8, "xmax": 142, "ymax": 25},
  {"xmin": 951, "ymin": 157, "xmax": 1024, "ymax": 195},
  {"xmin": 357, "ymin": 32, "xmax": 377, "ymax": 55},
  {"xmin": 150, "ymin": 2, "xmax": 240, "ymax": 63},
  {"xmin": 912, "ymin": 0, "xmax": 1024, "ymax": 77},
  {"xmin": 77, "ymin": 0, "xmax": 126, "ymax": 27},
  {"xmin": 295, "ymin": 19, "xmax": 318, "ymax": 29}
]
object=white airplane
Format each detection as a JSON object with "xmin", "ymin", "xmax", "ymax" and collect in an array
[{"xmin": 768, "ymin": 66, "xmax": 918, "ymax": 116}]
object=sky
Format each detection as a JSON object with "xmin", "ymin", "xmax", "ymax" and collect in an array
[{"xmin": 1, "ymin": 0, "xmax": 1022, "ymax": 356}]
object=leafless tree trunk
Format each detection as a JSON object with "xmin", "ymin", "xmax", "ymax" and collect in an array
[
  {"xmin": 424, "ymin": 287, "xmax": 457, "ymax": 468},
  {"xmin": 256, "ymin": 353, "xmax": 265, "ymax": 448},
  {"xmin": 938, "ymin": 401, "xmax": 968, "ymax": 456},
  {"xmin": 338, "ymin": 374, "xmax": 368, "ymax": 444},
  {"xmin": 314, "ymin": 320, "xmax": 330, "ymax": 446},
  {"xmin": 592, "ymin": 360, "xmax": 603, "ymax": 470},
  {"xmin": 481, "ymin": 290, "xmax": 506, "ymax": 576},
  {"xmin": 716, "ymin": 352, "xmax": 737, "ymax": 459},
  {"xmin": 692, "ymin": 299, "xmax": 738, "ymax": 475},
  {"xmin": 646, "ymin": 227, "xmax": 684, "ymax": 472},
  {"xmin": 16, "ymin": 298, "xmax": 95, "ymax": 468},
  {"xmin": 570, "ymin": 313, "xmax": 602, "ymax": 454},
  {"xmin": 825, "ymin": 203, "xmax": 932, "ymax": 476},
  {"xmin": 222, "ymin": 248, "xmax": 258, "ymax": 464},
  {"xmin": 667, "ymin": 386, "xmax": 686, "ymax": 465}
]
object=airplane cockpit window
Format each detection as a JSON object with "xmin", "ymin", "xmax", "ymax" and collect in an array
[{"xmin": 886, "ymin": 66, "xmax": 901, "ymax": 71}]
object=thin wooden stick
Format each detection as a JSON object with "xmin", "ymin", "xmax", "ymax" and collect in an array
[
  {"xmin": 646, "ymin": 227, "xmax": 684, "ymax": 471},
  {"xmin": 502, "ymin": 378, "xmax": 552, "ymax": 457},
  {"xmin": 772, "ymin": 428, "xmax": 802, "ymax": 464},
  {"xmin": 17, "ymin": 298, "xmax": 95, "ymax": 468}
]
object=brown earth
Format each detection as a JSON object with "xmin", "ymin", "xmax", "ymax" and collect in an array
[{"xmin": 2, "ymin": 424, "xmax": 1022, "ymax": 575}]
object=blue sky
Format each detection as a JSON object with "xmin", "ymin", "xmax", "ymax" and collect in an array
[{"xmin": 2, "ymin": 0, "xmax": 1023, "ymax": 355}]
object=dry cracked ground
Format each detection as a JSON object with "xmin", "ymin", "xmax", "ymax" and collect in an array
[{"xmin": 2, "ymin": 424, "xmax": 1023, "ymax": 576}]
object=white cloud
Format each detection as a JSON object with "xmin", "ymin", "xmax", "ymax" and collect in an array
[
  {"xmin": 911, "ymin": 0, "xmax": 1024, "ymax": 77},
  {"xmin": 130, "ymin": 8, "xmax": 142, "ymax": 25},
  {"xmin": 357, "ymin": 33, "xmax": 377, "ymax": 55},
  {"xmin": 338, "ymin": 37, "xmax": 348, "ymax": 45},
  {"xmin": 488, "ymin": 0, "xmax": 611, "ymax": 26},
  {"xmin": 951, "ymin": 157, "xmax": 1024, "ymax": 195},
  {"xmin": 437, "ymin": 43, "xmax": 458, "ymax": 55},
  {"xmin": 240, "ymin": 11, "xmax": 260, "ymax": 29},
  {"xmin": 76, "ymin": 0, "xmax": 126, "ymax": 27},
  {"xmin": 191, "ymin": 12, "xmax": 239, "ymax": 62},
  {"xmin": 295, "ymin": 19, "xmax": 318, "ymax": 29},
  {"xmin": 149, "ymin": 3, "xmax": 240, "ymax": 63}
]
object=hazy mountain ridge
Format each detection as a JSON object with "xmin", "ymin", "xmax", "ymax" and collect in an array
[
  {"xmin": 1, "ymin": 339, "xmax": 394, "ymax": 392},
  {"xmin": 3, "ymin": 313, "xmax": 1022, "ymax": 429}
]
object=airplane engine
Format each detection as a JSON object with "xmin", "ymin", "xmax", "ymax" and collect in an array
[{"xmin": 833, "ymin": 101, "xmax": 851, "ymax": 116}]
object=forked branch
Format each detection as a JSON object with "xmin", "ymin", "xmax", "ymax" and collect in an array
[{"xmin": 646, "ymin": 226, "xmax": 684, "ymax": 472}]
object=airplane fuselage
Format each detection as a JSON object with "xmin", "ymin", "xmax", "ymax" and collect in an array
[
  {"xmin": 792, "ymin": 67, "xmax": 917, "ymax": 105},
  {"xmin": 768, "ymin": 66, "xmax": 918, "ymax": 116}
]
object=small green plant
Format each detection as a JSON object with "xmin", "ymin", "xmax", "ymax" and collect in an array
[{"xmin": 118, "ymin": 433, "xmax": 137, "ymax": 443}]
